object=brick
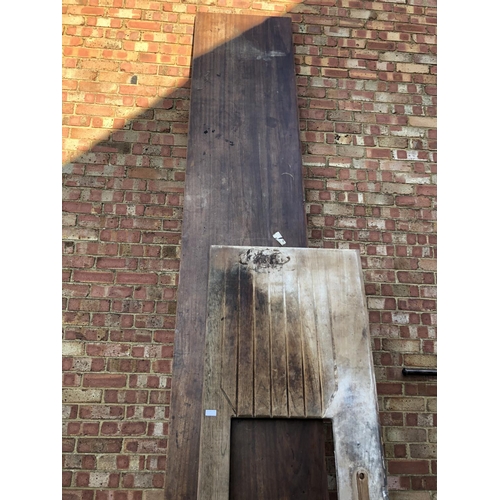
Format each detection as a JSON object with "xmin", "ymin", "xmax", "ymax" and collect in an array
[
  {"xmin": 62, "ymin": 341, "xmax": 85, "ymax": 356},
  {"xmin": 388, "ymin": 460, "xmax": 429, "ymax": 474},
  {"xmin": 79, "ymin": 405, "xmax": 125, "ymax": 420},
  {"xmin": 62, "ymin": 389, "xmax": 103, "ymax": 403},
  {"xmin": 385, "ymin": 397, "xmax": 426, "ymax": 412},
  {"xmin": 408, "ymin": 116, "xmax": 437, "ymax": 127},
  {"xmin": 86, "ymin": 343, "xmax": 130, "ymax": 357},
  {"xmin": 77, "ymin": 439, "xmax": 123, "ymax": 454},
  {"xmin": 62, "ymin": 228, "xmax": 99, "ymax": 241},
  {"xmin": 389, "ymin": 493, "xmax": 432, "ymax": 500},
  {"xmin": 382, "ymin": 339, "xmax": 420, "ymax": 352},
  {"xmin": 349, "ymin": 70, "xmax": 378, "ymax": 80},
  {"xmin": 386, "ymin": 427, "xmax": 427, "ymax": 442},
  {"xmin": 127, "ymin": 20, "xmax": 162, "ymax": 30},
  {"xmin": 364, "ymin": 193, "xmax": 394, "ymax": 205},
  {"xmin": 63, "ymin": 284, "xmax": 90, "ymax": 297},
  {"xmin": 96, "ymin": 257, "xmax": 138, "ymax": 269},
  {"xmin": 68, "ymin": 298, "xmax": 110, "ymax": 312},
  {"xmin": 83, "ymin": 374, "xmax": 128, "ymax": 388},
  {"xmin": 409, "ymin": 443, "xmax": 437, "ymax": 458},
  {"xmin": 63, "ymin": 311, "xmax": 90, "ymax": 325},
  {"xmin": 100, "ymin": 229, "xmax": 141, "ymax": 243},
  {"xmin": 143, "ymin": 491, "xmax": 165, "ymax": 500},
  {"xmin": 411, "ymin": 476, "xmax": 437, "ymax": 491},
  {"xmin": 116, "ymin": 273, "xmax": 158, "ymax": 284},
  {"xmin": 73, "ymin": 271, "xmax": 114, "ymax": 283},
  {"xmin": 63, "ymin": 15, "xmax": 85, "ymax": 25},
  {"xmin": 377, "ymin": 383, "xmax": 403, "ymax": 395},
  {"xmin": 404, "ymin": 354, "xmax": 437, "ymax": 368},
  {"xmin": 396, "ymin": 63, "xmax": 430, "ymax": 74}
]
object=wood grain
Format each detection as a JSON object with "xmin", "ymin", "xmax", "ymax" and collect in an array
[
  {"xmin": 269, "ymin": 267, "xmax": 287, "ymax": 416},
  {"xmin": 197, "ymin": 247, "xmax": 234, "ymax": 500},
  {"xmin": 356, "ymin": 470, "xmax": 370, "ymax": 500},
  {"xmin": 221, "ymin": 258, "xmax": 239, "ymax": 412},
  {"xmin": 253, "ymin": 269, "xmax": 271, "ymax": 417},
  {"xmin": 296, "ymin": 253, "xmax": 323, "ymax": 417},
  {"xmin": 237, "ymin": 265, "xmax": 254, "ymax": 417},
  {"xmin": 229, "ymin": 419, "xmax": 329, "ymax": 500},
  {"xmin": 283, "ymin": 263, "xmax": 305, "ymax": 417},
  {"xmin": 165, "ymin": 12, "xmax": 308, "ymax": 499}
]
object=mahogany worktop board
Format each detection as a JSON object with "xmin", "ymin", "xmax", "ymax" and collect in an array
[{"xmin": 165, "ymin": 12, "xmax": 319, "ymax": 499}]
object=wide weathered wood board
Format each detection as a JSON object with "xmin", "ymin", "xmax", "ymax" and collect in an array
[
  {"xmin": 165, "ymin": 12, "xmax": 308, "ymax": 499},
  {"xmin": 198, "ymin": 246, "xmax": 388, "ymax": 500}
]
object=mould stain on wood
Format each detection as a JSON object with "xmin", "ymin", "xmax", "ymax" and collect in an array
[{"xmin": 239, "ymin": 247, "xmax": 290, "ymax": 272}]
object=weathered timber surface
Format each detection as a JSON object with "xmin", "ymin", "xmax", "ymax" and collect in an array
[
  {"xmin": 229, "ymin": 419, "xmax": 329, "ymax": 500},
  {"xmin": 198, "ymin": 246, "xmax": 388, "ymax": 500},
  {"xmin": 165, "ymin": 12, "xmax": 309, "ymax": 500},
  {"xmin": 356, "ymin": 470, "xmax": 371, "ymax": 500}
]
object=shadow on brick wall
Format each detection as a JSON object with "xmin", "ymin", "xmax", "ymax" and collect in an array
[{"xmin": 62, "ymin": 14, "xmax": 340, "ymax": 497}]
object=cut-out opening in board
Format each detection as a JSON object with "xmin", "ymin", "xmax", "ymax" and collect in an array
[{"xmin": 229, "ymin": 418, "xmax": 332, "ymax": 500}]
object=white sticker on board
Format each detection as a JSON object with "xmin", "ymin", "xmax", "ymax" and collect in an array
[
  {"xmin": 205, "ymin": 409, "xmax": 217, "ymax": 417},
  {"xmin": 273, "ymin": 231, "xmax": 286, "ymax": 246}
]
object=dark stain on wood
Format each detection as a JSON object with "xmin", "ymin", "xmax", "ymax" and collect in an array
[{"xmin": 239, "ymin": 247, "xmax": 291, "ymax": 271}]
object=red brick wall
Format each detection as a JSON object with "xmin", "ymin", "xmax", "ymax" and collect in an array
[{"xmin": 62, "ymin": 1, "xmax": 437, "ymax": 499}]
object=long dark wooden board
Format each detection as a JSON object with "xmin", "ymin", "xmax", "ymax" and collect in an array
[
  {"xmin": 229, "ymin": 420, "xmax": 329, "ymax": 500},
  {"xmin": 165, "ymin": 12, "xmax": 318, "ymax": 499}
]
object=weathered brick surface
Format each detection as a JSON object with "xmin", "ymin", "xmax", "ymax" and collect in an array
[{"xmin": 62, "ymin": 1, "xmax": 437, "ymax": 499}]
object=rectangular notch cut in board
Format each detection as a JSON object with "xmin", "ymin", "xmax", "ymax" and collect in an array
[{"xmin": 229, "ymin": 419, "xmax": 329, "ymax": 500}]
